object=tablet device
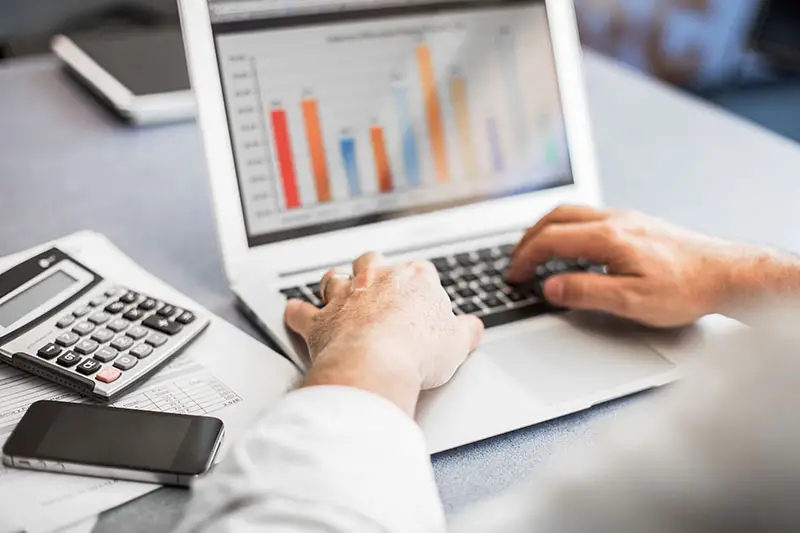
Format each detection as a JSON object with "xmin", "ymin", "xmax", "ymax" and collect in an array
[{"xmin": 52, "ymin": 27, "xmax": 195, "ymax": 125}]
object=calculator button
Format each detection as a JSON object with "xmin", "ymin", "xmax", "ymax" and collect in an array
[
  {"xmin": 96, "ymin": 367, "xmax": 122, "ymax": 383},
  {"xmin": 89, "ymin": 295, "xmax": 107, "ymax": 307},
  {"xmin": 138, "ymin": 298, "xmax": 157, "ymax": 311},
  {"xmin": 37, "ymin": 343, "xmax": 62, "ymax": 360},
  {"xmin": 94, "ymin": 347, "xmax": 118, "ymax": 363},
  {"xmin": 110, "ymin": 336, "xmax": 134, "ymax": 351},
  {"xmin": 55, "ymin": 332, "xmax": 80, "ymax": 347},
  {"xmin": 176, "ymin": 311, "xmax": 196, "ymax": 325},
  {"xmin": 145, "ymin": 333, "xmax": 168, "ymax": 348},
  {"xmin": 72, "ymin": 322, "xmax": 95, "ymax": 336},
  {"xmin": 120, "ymin": 291, "xmax": 138, "ymax": 304},
  {"xmin": 126, "ymin": 326, "xmax": 148, "ymax": 340},
  {"xmin": 88, "ymin": 312, "xmax": 111, "ymax": 325},
  {"xmin": 104, "ymin": 301, "xmax": 125, "ymax": 314},
  {"xmin": 56, "ymin": 351, "xmax": 81, "ymax": 367},
  {"xmin": 113, "ymin": 355, "xmax": 138, "ymax": 371},
  {"xmin": 142, "ymin": 316, "xmax": 182, "ymax": 336},
  {"xmin": 76, "ymin": 359, "xmax": 101, "ymax": 376},
  {"xmin": 130, "ymin": 344, "xmax": 154, "ymax": 359},
  {"xmin": 56, "ymin": 315, "xmax": 75, "ymax": 329},
  {"xmin": 74, "ymin": 339, "xmax": 99, "ymax": 355},
  {"xmin": 107, "ymin": 318, "xmax": 130, "ymax": 332},
  {"xmin": 72, "ymin": 306, "xmax": 91, "ymax": 318},
  {"xmin": 157, "ymin": 304, "xmax": 177, "ymax": 317},
  {"xmin": 105, "ymin": 287, "xmax": 120, "ymax": 297},
  {"xmin": 123, "ymin": 308, "xmax": 144, "ymax": 321},
  {"xmin": 91, "ymin": 329, "xmax": 115, "ymax": 344}
]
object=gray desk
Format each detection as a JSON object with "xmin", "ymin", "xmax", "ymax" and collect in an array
[{"xmin": 2, "ymin": 52, "xmax": 800, "ymax": 532}]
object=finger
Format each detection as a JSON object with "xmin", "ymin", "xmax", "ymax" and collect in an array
[
  {"xmin": 507, "ymin": 222, "xmax": 621, "ymax": 282},
  {"xmin": 284, "ymin": 299, "xmax": 319, "ymax": 339},
  {"xmin": 320, "ymin": 268, "xmax": 353, "ymax": 303},
  {"xmin": 514, "ymin": 205, "xmax": 607, "ymax": 259},
  {"xmin": 352, "ymin": 252, "xmax": 388, "ymax": 288},
  {"xmin": 457, "ymin": 314, "xmax": 485, "ymax": 352},
  {"xmin": 543, "ymin": 273, "xmax": 640, "ymax": 318}
]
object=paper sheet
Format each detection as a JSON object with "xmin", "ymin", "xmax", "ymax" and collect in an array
[{"xmin": 0, "ymin": 232, "xmax": 301, "ymax": 533}]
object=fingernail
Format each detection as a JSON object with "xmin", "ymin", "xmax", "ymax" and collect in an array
[{"xmin": 544, "ymin": 278, "xmax": 564, "ymax": 302}]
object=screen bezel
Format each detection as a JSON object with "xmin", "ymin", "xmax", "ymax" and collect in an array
[
  {"xmin": 3, "ymin": 401, "xmax": 224, "ymax": 476},
  {"xmin": 179, "ymin": 0, "xmax": 601, "ymax": 281}
]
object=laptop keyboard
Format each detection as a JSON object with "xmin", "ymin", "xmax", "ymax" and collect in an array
[{"xmin": 280, "ymin": 244, "xmax": 598, "ymax": 329}]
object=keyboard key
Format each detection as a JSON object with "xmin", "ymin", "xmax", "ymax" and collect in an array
[
  {"xmin": 113, "ymin": 354, "xmax": 138, "ymax": 371},
  {"xmin": 76, "ymin": 358, "xmax": 101, "ymax": 376},
  {"xmin": 157, "ymin": 304, "xmax": 177, "ymax": 317},
  {"xmin": 455, "ymin": 253, "xmax": 476, "ymax": 267},
  {"xmin": 138, "ymin": 298, "xmax": 157, "ymax": 311},
  {"xmin": 280, "ymin": 287, "xmax": 304, "ymax": 299},
  {"xmin": 75, "ymin": 339, "xmax": 99, "ymax": 355},
  {"xmin": 505, "ymin": 292, "xmax": 527, "ymax": 303},
  {"xmin": 480, "ymin": 282, "xmax": 499, "ymax": 294},
  {"xmin": 499, "ymin": 244, "xmax": 515, "ymax": 256},
  {"xmin": 145, "ymin": 333, "xmax": 168, "ymax": 348},
  {"xmin": 306, "ymin": 283, "xmax": 322, "ymax": 301},
  {"xmin": 105, "ymin": 287, "xmax": 120, "ymax": 297},
  {"xmin": 88, "ymin": 312, "xmax": 111, "ymax": 325},
  {"xmin": 126, "ymin": 326, "xmax": 149, "ymax": 340},
  {"xmin": 56, "ymin": 351, "xmax": 81, "ymax": 368},
  {"xmin": 111, "ymin": 336, "xmax": 134, "ymax": 351},
  {"xmin": 462, "ymin": 273, "xmax": 480, "ymax": 283},
  {"xmin": 72, "ymin": 306, "xmax": 91, "ymax": 318},
  {"xmin": 105, "ymin": 301, "xmax": 126, "ymax": 314},
  {"xmin": 484, "ymin": 268, "xmax": 502, "ymax": 278},
  {"xmin": 96, "ymin": 367, "xmax": 122, "ymax": 384},
  {"xmin": 457, "ymin": 287, "xmax": 477, "ymax": 299},
  {"xmin": 56, "ymin": 315, "xmax": 75, "ymax": 329},
  {"xmin": 107, "ymin": 318, "xmax": 130, "ymax": 333},
  {"xmin": 440, "ymin": 276, "xmax": 456, "ymax": 288},
  {"xmin": 89, "ymin": 295, "xmax": 107, "ymax": 307},
  {"xmin": 72, "ymin": 322, "xmax": 95, "ymax": 336},
  {"xmin": 94, "ymin": 347, "xmax": 118, "ymax": 363},
  {"xmin": 91, "ymin": 329, "xmax": 115, "ymax": 344},
  {"xmin": 482, "ymin": 295, "xmax": 506, "ymax": 309},
  {"xmin": 143, "ymin": 315, "xmax": 183, "ymax": 335},
  {"xmin": 37, "ymin": 343, "xmax": 62, "ymax": 360},
  {"xmin": 123, "ymin": 308, "xmax": 145, "ymax": 321},
  {"xmin": 176, "ymin": 311, "xmax": 195, "ymax": 325},
  {"xmin": 55, "ymin": 332, "xmax": 80, "ymax": 347},
  {"xmin": 120, "ymin": 291, "xmax": 138, "ymax": 304},
  {"xmin": 431, "ymin": 257, "xmax": 452, "ymax": 272},
  {"xmin": 458, "ymin": 301, "xmax": 481, "ymax": 314},
  {"xmin": 477, "ymin": 248, "xmax": 498, "ymax": 260},
  {"xmin": 130, "ymin": 344, "xmax": 154, "ymax": 359}
]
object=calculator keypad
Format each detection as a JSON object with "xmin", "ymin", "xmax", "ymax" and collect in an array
[{"xmin": 15, "ymin": 282, "xmax": 207, "ymax": 401}]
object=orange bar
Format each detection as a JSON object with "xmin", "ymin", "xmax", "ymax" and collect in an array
[
  {"xmin": 450, "ymin": 76, "xmax": 477, "ymax": 178},
  {"xmin": 370, "ymin": 125, "xmax": 393, "ymax": 193},
  {"xmin": 416, "ymin": 45, "xmax": 449, "ymax": 182},
  {"xmin": 301, "ymin": 98, "xmax": 331, "ymax": 203}
]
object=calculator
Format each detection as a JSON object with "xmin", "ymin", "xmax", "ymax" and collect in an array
[{"xmin": 0, "ymin": 248, "xmax": 209, "ymax": 401}]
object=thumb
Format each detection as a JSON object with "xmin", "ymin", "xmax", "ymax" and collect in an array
[
  {"xmin": 543, "ymin": 273, "xmax": 635, "ymax": 316},
  {"xmin": 457, "ymin": 314, "xmax": 485, "ymax": 352}
]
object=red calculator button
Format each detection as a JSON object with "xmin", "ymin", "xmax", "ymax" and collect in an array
[{"xmin": 96, "ymin": 367, "xmax": 122, "ymax": 384}]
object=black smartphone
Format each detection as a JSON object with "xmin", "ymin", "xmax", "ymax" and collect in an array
[{"xmin": 2, "ymin": 401, "xmax": 224, "ymax": 486}]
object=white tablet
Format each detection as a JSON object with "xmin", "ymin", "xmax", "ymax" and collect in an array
[{"xmin": 52, "ymin": 27, "xmax": 195, "ymax": 125}]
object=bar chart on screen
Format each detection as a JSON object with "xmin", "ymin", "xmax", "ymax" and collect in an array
[{"xmin": 216, "ymin": 3, "xmax": 570, "ymax": 238}]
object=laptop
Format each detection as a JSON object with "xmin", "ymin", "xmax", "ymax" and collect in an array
[{"xmin": 179, "ymin": 0, "xmax": 694, "ymax": 453}]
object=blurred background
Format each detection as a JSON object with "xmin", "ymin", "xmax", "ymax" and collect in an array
[{"xmin": 1, "ymin": 0, "xmax": 799, "ymax": 140}]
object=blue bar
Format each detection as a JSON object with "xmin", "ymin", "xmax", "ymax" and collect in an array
[
  {"xmin": 340, "ymin": 137, "xmax": 360, "ymax": 196},
  {"xmin": 487, "ymin": 118, "xmax": 504, "ymax": 172},
  {"xmin": 393, "ymin": 84, "xmax": 421, "ymax": 187}
]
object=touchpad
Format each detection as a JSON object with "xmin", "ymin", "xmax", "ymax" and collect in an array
[{"xmin": 483, "ymin": 320, "xmax": 674, "ymax": 406}]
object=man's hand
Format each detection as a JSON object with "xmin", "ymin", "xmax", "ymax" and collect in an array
[
  {"xmin": 284, "ymin": 252, "xmax": 484, "ymax": 416},
  {"xmin": 507, "ymin": 205, "xmax": 796, "ymax": 328}
]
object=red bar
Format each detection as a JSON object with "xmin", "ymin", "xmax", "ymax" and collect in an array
[{"xmin": 270, "ymin": 109, "xmax": 301, "ymax": 210}]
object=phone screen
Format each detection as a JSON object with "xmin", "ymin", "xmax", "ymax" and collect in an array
[{"xmin": 3, "ymin": 401, "xmax": 223, "ymax": 475}]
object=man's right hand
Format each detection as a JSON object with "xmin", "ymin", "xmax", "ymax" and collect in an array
[{"xmin": 507, "ymin": 205, "xmax": 794, "ymax": 328}]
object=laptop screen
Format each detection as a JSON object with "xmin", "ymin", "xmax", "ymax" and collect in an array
[{"xmin": 209, "ymin": 0, "xmax": 573, "ymax": 247}]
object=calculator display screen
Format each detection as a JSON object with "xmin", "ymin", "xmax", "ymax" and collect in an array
[{"xmin": 0, "ymin": 271, "xmax": 78, "ymax": 328}]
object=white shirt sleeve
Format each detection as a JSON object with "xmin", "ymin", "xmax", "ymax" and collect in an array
[{"xmin": 176, "ymin": 386, "xmax": 446, "ymax": 533}]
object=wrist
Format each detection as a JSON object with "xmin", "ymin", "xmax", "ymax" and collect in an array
[{"xmin": 302, "ymin": 344, "xmax": 424, "ymax": 417}]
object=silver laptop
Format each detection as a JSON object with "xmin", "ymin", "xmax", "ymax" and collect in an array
[{"xmin": 180, "ymin": 0, "xmax": 688, "ymax": 453}]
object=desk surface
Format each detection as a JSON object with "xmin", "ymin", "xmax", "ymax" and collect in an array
[{"xmin": 2, "ymin": 53, "xmax": 800, "ymax": 532}]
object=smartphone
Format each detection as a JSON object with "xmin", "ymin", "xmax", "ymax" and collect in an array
[{"xmin": 2, "ymin": 401, "xmax": 224, "ymax": 486}]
